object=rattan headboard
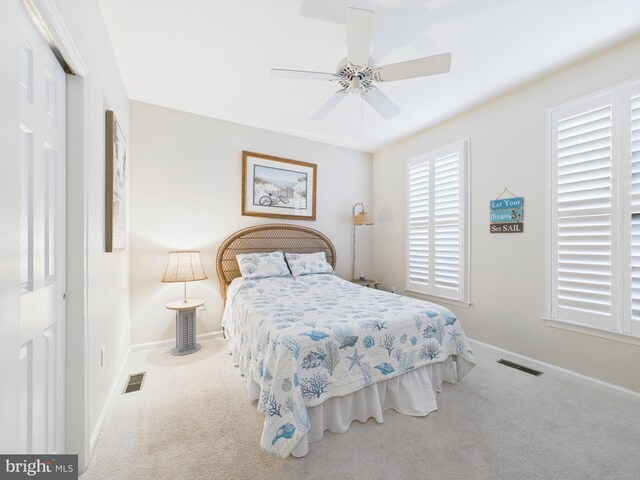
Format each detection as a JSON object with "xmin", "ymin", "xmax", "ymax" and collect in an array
[{"xmin": 215, "ymin": 224, "xmax": 336, "ymax": 300}]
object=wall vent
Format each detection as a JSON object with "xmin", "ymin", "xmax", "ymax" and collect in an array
[
  {"xmin": 497, "ymin": 359, "xmax": 543, "ymax": 376},
  {"xmin": 123, "ymin": 372, "xmax": 146, "ymax": 394}
]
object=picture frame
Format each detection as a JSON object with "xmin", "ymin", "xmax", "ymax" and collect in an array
[
  {"xmin": 105, "ymin": 110, "xmax": 127, "ymax": 252},
  {"xmin": 242, "ymin": 151, "xmax": 317, "ymax": 221}
]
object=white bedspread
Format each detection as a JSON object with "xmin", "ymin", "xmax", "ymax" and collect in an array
[{"xmin": 222, "ymin": 274, "xmax": 475, "ymax": 457}]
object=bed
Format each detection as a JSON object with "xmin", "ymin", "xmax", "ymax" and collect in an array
[{"xmin": 216, "ymin": 224, "xmax": 476, "ymax": 457}]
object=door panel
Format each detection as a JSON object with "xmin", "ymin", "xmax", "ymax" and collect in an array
[{"xmin": 19, "ymin": 4, "xmax": 66, "ymax": 454}]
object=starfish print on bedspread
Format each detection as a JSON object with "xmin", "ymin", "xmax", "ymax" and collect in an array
[{"xmin": 346, "ymin": 349, "xmax": 364, "ymax": 370}]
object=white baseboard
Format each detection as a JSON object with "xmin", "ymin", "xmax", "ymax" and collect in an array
[
  {"xmin": 468, "ymin": 338, "xmax": 640, "ymax": 399},
  {"xmin": 89, "ymin": 345, "xmax": 132, "ymax": 452},
  {"xmin": 130, "ymin": 330, "xmax": 224, "ymax": 353}
]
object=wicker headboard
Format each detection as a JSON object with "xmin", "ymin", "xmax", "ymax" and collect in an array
[{"xmin": 215, "ymin": 224, "xmax": 337, "ymax": 300}]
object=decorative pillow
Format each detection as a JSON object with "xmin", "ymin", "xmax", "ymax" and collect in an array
[
  {"xmin": 236, "ymin": 251, "xmax": 291, "ymax": 279},
  {"xmin": 285, "ymin": 252, "xmax": 334, "ymax": 277}
]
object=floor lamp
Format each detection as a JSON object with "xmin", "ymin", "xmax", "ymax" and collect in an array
[{"xmin": 352, "ymin": 202, "xmax": 374, "ymax": 280}]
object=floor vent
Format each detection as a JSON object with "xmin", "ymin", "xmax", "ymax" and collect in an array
[
  {"xmin": 123, "ymin": 372, "xmax": 146, "ymax": 394},
  {"xmin": 497, "ymin": 359, "xmax": 543, "ymax": 376}
]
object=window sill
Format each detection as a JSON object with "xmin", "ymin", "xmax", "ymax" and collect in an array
[
  {"xmin": 542, "ymin": 317, "xmax": 640, "ymax": 347},
  {"xmin": 404, "ymin": 290, "xmax": 472, "ymax": 309}
]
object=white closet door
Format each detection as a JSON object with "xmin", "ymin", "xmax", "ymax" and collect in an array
[{"xmin": 19, "ymin": 4, "xmax": 66, "ymax": 454}]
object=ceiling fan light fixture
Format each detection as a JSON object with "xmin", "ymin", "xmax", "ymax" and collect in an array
[
  {"xmin": 272, "ymin": 7, "xmax": 452, "ymax": 120},
  {"xmin": 350, "ymin": 75, "xmax": 362, "ymax": 92}
]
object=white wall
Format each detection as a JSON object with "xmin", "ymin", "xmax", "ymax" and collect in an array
[
  {"xmin": 373, "ymin": 35, "xmax": 640, "ymax": 392},
  {"xmin": 54, "ymin": 0, "xmax": 131, "ymax": 438},
  {"xmin": 129, "ymin": 101, "xmax": 372, "ymax": 345}
]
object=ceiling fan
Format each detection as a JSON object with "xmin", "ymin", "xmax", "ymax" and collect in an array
[{"xmin": 271, "ymin": 7, "xmax": 451, "ymax": 120}]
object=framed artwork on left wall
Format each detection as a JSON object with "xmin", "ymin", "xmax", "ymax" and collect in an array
[
  {"xmin": 105, "ymin": 110, "xmax": 127, "ymax": 251},
  {"xmin": 242, "ymin": 151, "xmax": 317, "ymax": 220}
]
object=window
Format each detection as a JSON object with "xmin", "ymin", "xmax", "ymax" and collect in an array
[
  {"xmin": 406, "ymin": 139, "xmax": 470, "ymax": 303},
  {"xmin": 548, "ymin": 79, "xmax": 640, "ymax": 339}
]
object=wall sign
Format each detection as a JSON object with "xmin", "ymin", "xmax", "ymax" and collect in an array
[{"xmin": 490, "ymin": 189, "xmax": 524, "ymax": 233}]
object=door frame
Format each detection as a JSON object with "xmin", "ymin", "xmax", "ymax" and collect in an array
[
  {"xmin": 16, "ymin": 0, "xmax": 91, "ymax": 472},
  {"xmin": 0, "ymin": 0, "xmax": 22, "ymax": 455}
]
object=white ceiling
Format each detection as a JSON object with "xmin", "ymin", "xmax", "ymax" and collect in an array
[{"xmin": 98, "ymin": 0, "xmax": 640, "ymax": 152}]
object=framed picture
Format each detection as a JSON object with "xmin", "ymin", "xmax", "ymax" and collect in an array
[
  {"xmin": 105, "ymin": 110, "xmax": 127, "ymax": 251},
  {"xmin": 242, "ymin": 151, "xmax": 317, "ymax": 220}
]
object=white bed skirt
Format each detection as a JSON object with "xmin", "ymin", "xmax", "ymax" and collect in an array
[{"xmin": 233, "ymin": 349, "xmax": 458, "ymax": 457}]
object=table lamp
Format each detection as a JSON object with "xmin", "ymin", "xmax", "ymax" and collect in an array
[
  {"xmin": 161, "ymin": 251, "xmax": 207, "ymax": 355},
  {"xmin": 352, "ymin": 202, "xmax": 374, "ymax": 280},
  {"xmin": 161, "ymin": 251, "xmax": 208, "ymax": 302}
]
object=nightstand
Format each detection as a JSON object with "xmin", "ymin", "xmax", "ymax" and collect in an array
[
  {"xmin": 165, "ymin": 299, "xmax": 204, "ymax": 355},
  {"xmin": 351, "ymin": 279, "xmax": 381, "ymax": 289}
]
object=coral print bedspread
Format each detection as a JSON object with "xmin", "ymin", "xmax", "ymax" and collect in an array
[{"xmin": 222, "ymin": 274, "xmax": 476, "ymax": 457}]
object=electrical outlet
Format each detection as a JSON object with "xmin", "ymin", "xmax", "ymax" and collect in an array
[
  {"xmin": 390, "ymin": 286, "xmax": 396, "ymax": 294},
  {"xmin": 100, "ymin": 347, "xmax": 106, "ymax": 367}
]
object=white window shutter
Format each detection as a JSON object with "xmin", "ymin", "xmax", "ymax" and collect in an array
[
  {"xmin": 549, "ymin": 80, "xmax": 640, "ymax": 340},
  {"xmin": 407, "ymin": 160, "xmax": 430, "ymax": 290},
  {"xmin": 433, "ymin": 152, "xmax": 460, "ymax": 295},
  {"xmin": 630, "ymin": 93, "xmax": 640, "ymax": 324},
  {"xmin": 551, "ymin": 99, "xmax": 613, "ymax": 329},
  {"xmin": 407, "ymin": 140, "xmax": 468, "ymax": 301}
]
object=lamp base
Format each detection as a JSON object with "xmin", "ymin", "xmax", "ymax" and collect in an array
[
  {"xmin": 165, "ymin": 300, "xmax": 205, "ymax": 356},
  {"xmin": 170, "ymin": 343, "xmax": 201, "ymax": 356}
]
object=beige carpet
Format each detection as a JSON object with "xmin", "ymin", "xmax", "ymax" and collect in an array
[{"xmin": 81, "ymin": 338, "xmax": 640, "ymax": 480}]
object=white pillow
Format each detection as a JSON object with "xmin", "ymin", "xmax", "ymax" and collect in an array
[
  {"xmin": 285, "ymin": 252, "xmax": 334, "ymax": 277},
  {"xmin": 236, "ymin": 251, "xmax": 291, "ymax": 279}
]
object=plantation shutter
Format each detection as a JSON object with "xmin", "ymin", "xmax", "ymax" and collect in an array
[
  {"xmin": 551, "ymin": 98, "xmax": 613, "ymax": 329},
  {"xmin": 631, "ymin": 93, "xmax": 640, "ymax": 323},
  {"xmin": 407, "ymin": 160, "xmax": 429, "ymax": 287},
  {"xmin": 407, "ymin": 140, "xmax": 468, "ymax": 301},
  {"xmin": 433, "ymin": 151, "xmax": 460, "ymax": 296}
]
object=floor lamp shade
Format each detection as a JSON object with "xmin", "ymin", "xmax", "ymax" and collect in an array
[
  {"xmin": 162, "ymin": 251, "xmax": 207, "ymax": 302},
  {"xmin": 353, "ymin": 203, "xmax": 374, "ymax": 226}
]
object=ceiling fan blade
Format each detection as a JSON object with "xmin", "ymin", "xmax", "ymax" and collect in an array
[
  {"xmin": 311, "ymin": 89, "xmax": 348, "ymax": 120},
  {"xmin": 346, "ymin": 8, "xmax": 374, "ymax": 66},
  {"xmin": 376, "ymin": 53, "xmax": 451, "ymax": 82},
  {"xmin": 271, "ymin": 69, "xmax": 338, "ymax": 81},
  {"xmin": 362, "ymin": 86, "xmax": 400, "ymax": 119}
]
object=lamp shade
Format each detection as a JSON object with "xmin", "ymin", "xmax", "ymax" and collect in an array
[
  {"xmin": 161, "ymin": 251, "xmax": 207, "ymax": 283},
  {"xmin": 352, "ymin": 202, "xmax": 374, "ymax": 226}
]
